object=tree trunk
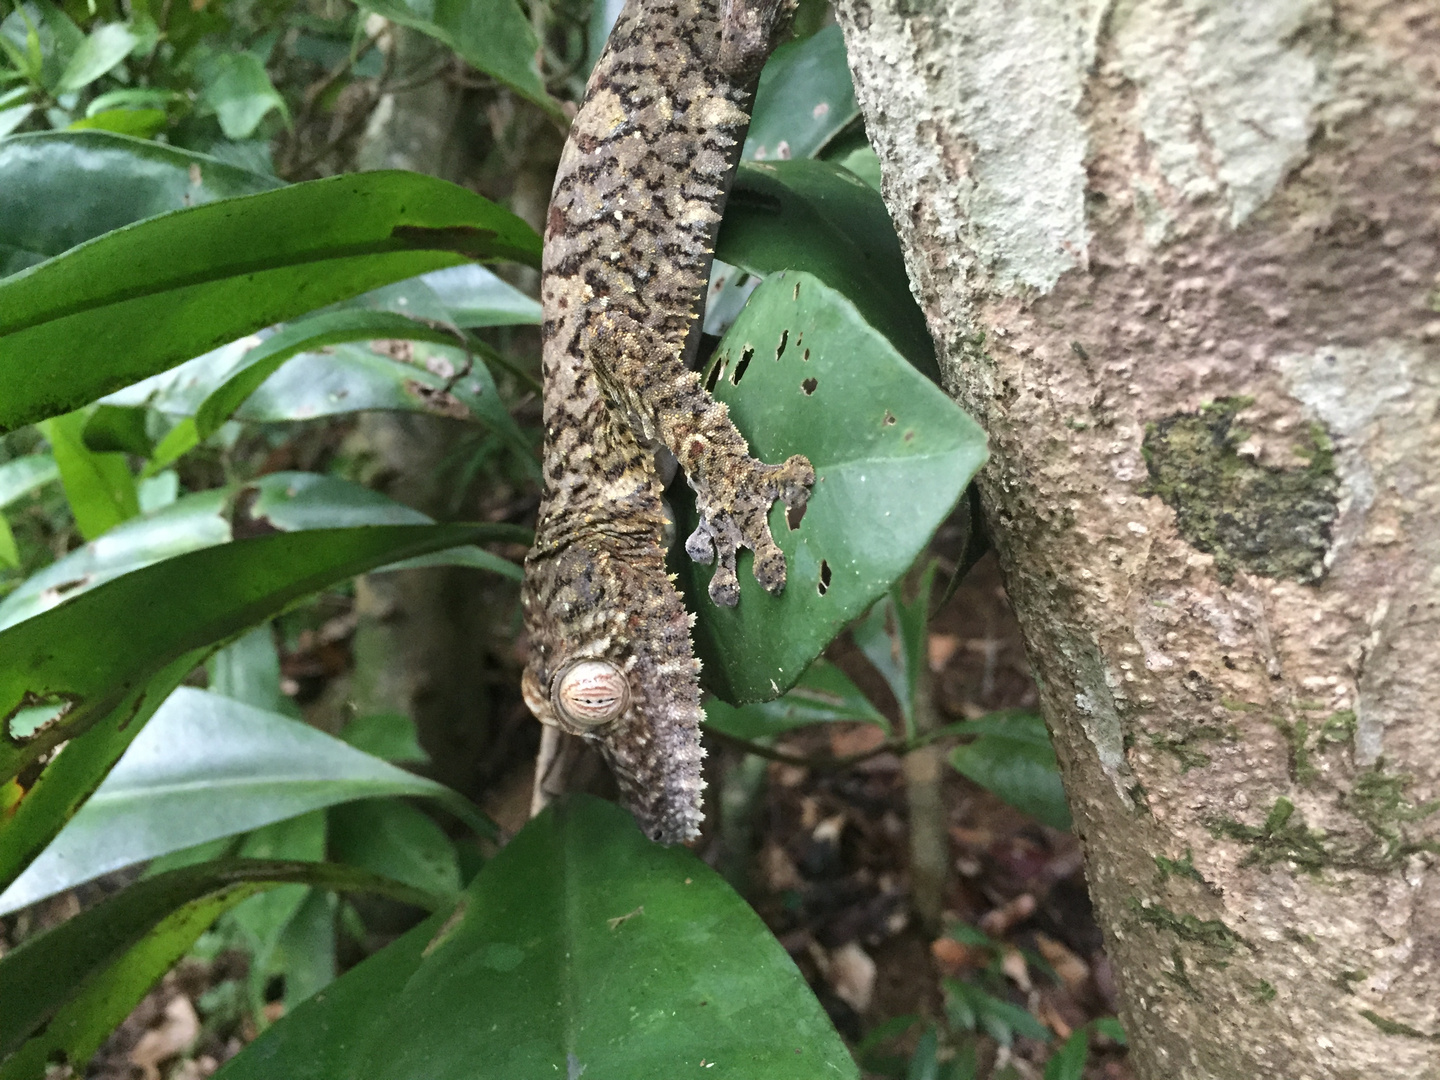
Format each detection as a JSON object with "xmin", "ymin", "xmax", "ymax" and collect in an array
[{"xmin": 832, "ymin": 1, "xmax": 1440, "ymax": 1076}]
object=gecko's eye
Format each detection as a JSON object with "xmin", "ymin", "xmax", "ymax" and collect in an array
[{"xmin": 553, "ymin": 659, "xmax": 630, "ymax": 727}]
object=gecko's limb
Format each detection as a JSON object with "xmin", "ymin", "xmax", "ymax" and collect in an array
[{"xmin": 586, "ymin": 311, "xmax": 814, "ymax": 606}]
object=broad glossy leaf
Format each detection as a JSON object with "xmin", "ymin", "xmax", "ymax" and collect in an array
[
  {"xmin": 0, "ymin": 453, "xmax": 58, "ymax": 507},
  {"xmin": 361, "ymin": 0, "xmax": 557, "ymax": 117},
  {"xmin": 0, "ymin": 131, "xmax": 280, "ymax": 276},
  {"xmin": 948, "ymin": 712, "xmax": 1071, "ymax": 831},
  {"xmin": 215, "ymin": 796, "xmax": 856, "ymax": 1080},
  {"xmin": 704, "ymin": 659, "xmax": 887, "ymax": 739},
  {"xmin": 55, "ymin": 22, "xmax": 136, "ymax": 93},
  {"xmin": 37, "ymin": 408, "xmax": 138, "ymax": 540},
  {"xmin": 0, "ymin": 858, "xmax": 444, "ymax": 1060},
  {"xmin": 744, "ymin": 25, "xmax": 859, "ymax": 163},
  {"xmin": 0, "ymin": 171, "xmax": 542, "ymax": 430},
  {"xmin": 718, "ymin": 160, "xmax": 936, "ymax": 376},
  {"xmin": 0, "ymin": 688, "xmax": 470, "ymax": 916},
  {"xmin": 0, "ymin": 472, "xmax": 526, "ymax": 629},
  {"xmin": 683, "ymin": 272, "xmax": 985, "ymax": 703},
  {"xmin": 330, "ymin": 798, "xmax": 462, "ymax": 900},
  {"xmin": 0, "ymin": 522, "xmax": 482, "ymax": 813}
]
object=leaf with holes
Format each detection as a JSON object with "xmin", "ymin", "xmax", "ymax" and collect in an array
[
  {"xmin": 680, "ymin": 271, "xmax": 986, "ymax": 704},
  {"xmin": 718, "ymin": 160, "xmax": 935, "ymax": 376}
]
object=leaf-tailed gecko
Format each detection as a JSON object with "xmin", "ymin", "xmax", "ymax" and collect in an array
[{"xmin": 521, "ymin": 0, "xmax": 813, "ymax": 843}]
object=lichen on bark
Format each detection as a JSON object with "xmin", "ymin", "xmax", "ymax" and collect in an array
[{"xmin": 1141, "ymin": 399, "xmax": 1339, "ymax": 584}]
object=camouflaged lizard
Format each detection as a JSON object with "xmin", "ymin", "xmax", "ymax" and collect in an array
[{"xmin": 520, "ymin": 0, "xmax": 813, "ymax": 843}]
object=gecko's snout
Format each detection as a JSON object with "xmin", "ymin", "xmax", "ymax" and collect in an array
[{"xmin": 553, "ymin": 658, "xmax": 631, "ymax": 728}]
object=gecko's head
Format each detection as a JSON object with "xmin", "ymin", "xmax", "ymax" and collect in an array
[
  {"xmin": 520, "ymin": 544, "xmax": 707, "ymax": 846},
  {"xmin": 522, "ymin": 657, "xmax": 631, "ymax": 733}
]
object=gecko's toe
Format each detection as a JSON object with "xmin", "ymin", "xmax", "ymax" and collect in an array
[
  {"xmin": 777, "ymin": 455, "xmax": 816, "ymax": 509},
  {"xmin": 751, "ymin": 540, "xmax": 787, "ymax": 595},
  {"xmin": 708, "ymin": 551, "xmax": 741, "ymax": 607},
  {"xmin": 685, "ymin": 525, "xmax": 716, "ymax": 565}
]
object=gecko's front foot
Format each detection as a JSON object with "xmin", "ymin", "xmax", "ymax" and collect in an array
[{"xmin": 684, "ymin": 453, "xmax": 814, "ymax": 607}]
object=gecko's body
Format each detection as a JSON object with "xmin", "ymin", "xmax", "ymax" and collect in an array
[{"xmin": 521, "ymin": 0, "xmax": 812, "ymax": 843}]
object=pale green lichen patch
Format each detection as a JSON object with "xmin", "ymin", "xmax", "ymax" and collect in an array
[
  {"xmin": 1348, "ymin": 765, "xmax": 1440, "ymax": 863},
  {"xmin": 1359, "ymin": 1010, "xmax": 1440, "ymax": 1041},
  {"xmin": 1208, "ymin": 797, "xmax": 1329, "ymax": 872},
  {"xmin": 1129, "ymin": 897, "xmax": 1244, "ymax": 953},
  {"xmin": 1141, "ymin": 399, "xmax": 1338, "ymax": 583}
]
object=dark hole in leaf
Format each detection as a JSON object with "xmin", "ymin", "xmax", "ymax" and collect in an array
[
  {"xmin": 264, "ymin": 975, "xmax": 285, "ymax": 1003},
  {"xmin": 776, "ymin": 329, "xmax": 789, "ymax": 361},
  {"xmin": 817, "ymin": 560, "xmax": 832, "ymax": 596},
  {"xmin": 803, "ymin": 348, "xmax": 811, "ymax": 361},
  {"xmin": 801, "ymin": 378, "xmax": 818, "ymax": 396},
  {"xmin": 787, "ymin": 501, "xmax": 807, "ymax": 530},
  {"xmin": 884, "ymin": 411, "xmax": 897, "ymax": 425},
  {"xmin": 705, "ymin": 357, "xmax": 725, "ymax": 392},
  {"xmin": 732, "ymin": 347, "xmax": 755, "ymax": 385}
]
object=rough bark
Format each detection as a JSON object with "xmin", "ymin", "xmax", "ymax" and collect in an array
[{"xmin": 832, "ymin": 1, "xmax": 1440, "ymax": 1077}]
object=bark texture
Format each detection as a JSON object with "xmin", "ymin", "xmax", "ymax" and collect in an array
[{"xmin": 832, "ymin": 1, "xmax": 1440, "ymax": 1076}]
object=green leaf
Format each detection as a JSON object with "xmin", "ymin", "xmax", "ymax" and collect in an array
[
  {"xmin": 852, "ymin": 569, "xmax": 934, "ymax": 737},
  {"xmin": 55, "ymin": 21, "xmax": 137, "ymax": 93},
  {"xmin": 943, "ymin": 979, "xmax": 1050, "ymax": 1047},
  {"xmin": 718, "ymin": 160, "xmax": 936, "ymax": 377},
  {"xmin": 198, "ymin": 51, "xmax": 288, "ymax": 139},
  {"xmin": 361, "ymin": 0, "xmax": 557, "ymax": 118},
  {"xmin": 0, "ymin": 131, "xmax": 280, "ymax": 276},
  {"xmin": 81, "ymin": 402, "xmax": 153, "ymax": 455},
  {"xmin": 340, "ymin": 711, "xmax": 428, "ymax": 763},
  {"xmin": 0, "ymin": 517, "xmax": 17, "ymax": 568},
  {"xmin": 330, "ymin": 798, "xmax": 462, "ymax": 900},
  {"xmin": 744, "ymin": 25, "xmax": 859, "ymax": 162},
  {"xmin": 67, "ymin": 106, "xmax": 168, "ymax": 137},
  {"xmin": 0, "ymin": 858, "xmax": 445, "ymax": 1061},
  {"xmin": 0, "ymin": 875, "xmax": 258, "ymax": 1079},
  {"xmin": 214, "ymin": 795, "xmax": 857, "ymax": 1080},
  {"xmin": 683, "ymin": 271, "xmax": 986, "ymax": 703},
  {"xmin": 208, "ymin": 625, "xmax": 294, "ymax": 715},
  {"xmin": 191, "ymin": 311, "xmax": 472, "ymax": 441},
  {"xmin": 1043, "ymin": 1028, "xmax": 1089, "ymax": 1080},
  {"xmin": 0, "ymin": 453, "xmax": 58, "ymax": 507},
  {"xmin": 344, "ymin": 263, "xmax": 541, "ymax": 328},
  {"xmin": 947, "ymin": 712, "xmax": 1072, "ymax": 831},
  {"xmin": 0, "ymin": 687, "xmax": 470, "ymax": 915},
  {"xmin": 0, "ymin": 170, "xmax": 542, "ymax": 430},
  {"xmin": 0, "ymin": 472, "xmax": 527, "ymax": 630},
  {"xmin": 704, "ymin": 658, "xmax": 887, "ymax": 739},
  {"xmin": 0, "ymin": 521, "xmax": 486, "ymax": 886},
  {"xmin": 37, "ymin": 408, "xmax": 139, "ymax": 540}
]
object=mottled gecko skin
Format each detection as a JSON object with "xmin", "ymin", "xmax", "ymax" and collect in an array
[{"xmin": 520, "ymin": 0, "xmax": 812, "ymax": 843}]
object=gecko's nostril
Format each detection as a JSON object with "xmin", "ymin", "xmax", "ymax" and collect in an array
[{"xmin": 554, "ymin": 659, "xmax": 630, "ymax": 727}]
